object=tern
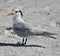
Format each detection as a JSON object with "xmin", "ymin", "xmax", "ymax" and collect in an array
[{"xmin": 6, "ymin": 8, "xmax": 57, "ymax": 45}]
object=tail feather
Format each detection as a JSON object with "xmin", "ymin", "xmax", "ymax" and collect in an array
[
  {"xmin": 31, "ymin": 30, "xmax": 57, "ymax": 39},
  {"xmin": 37, "ymin": 31, "xmax": 57, "ymax": 35}
]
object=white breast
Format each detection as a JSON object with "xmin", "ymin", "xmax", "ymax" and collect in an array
[{"xmin": 13, "ymin": 16, "xmax": 25, "ymax": 28}]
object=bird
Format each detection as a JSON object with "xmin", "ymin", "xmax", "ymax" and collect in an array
[{"xmin": 6, "ymin": 8, "xmax": 57, "ymax": 45}]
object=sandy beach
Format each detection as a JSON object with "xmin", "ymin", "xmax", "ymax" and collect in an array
[{"xmin": 0, "ymin": 0, "xmax": 60, "ymax": 56}]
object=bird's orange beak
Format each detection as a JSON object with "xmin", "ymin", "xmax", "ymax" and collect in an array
[{"xmin": 7, "ymin": 12, "xmax": 14, "ymax": 16}]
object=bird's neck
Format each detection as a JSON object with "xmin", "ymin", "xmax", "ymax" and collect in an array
[{"xmin": 13, "ymin": 13, "xmax": 24, "ymax": 23}]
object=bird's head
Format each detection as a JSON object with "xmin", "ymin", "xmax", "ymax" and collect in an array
[{"xmin": 7, "ymin": 8, "xmax": 23, "ymax": 17}]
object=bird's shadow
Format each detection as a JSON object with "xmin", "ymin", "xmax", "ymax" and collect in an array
[{"xmin": 0, "ymin": 42, "xmax": 45, "ymax": 48}]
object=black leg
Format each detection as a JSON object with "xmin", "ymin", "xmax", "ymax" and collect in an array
[
  {"xmin": 24, "ymin": 38, "xmax": 27, "ymax": 45},
  {"xmin": 17, "ymin": 38, "xmax": 25, "ymax": 45},
  {"xmin": 22, "ymin": 38, "xmax": 24, "ymax": 44}
]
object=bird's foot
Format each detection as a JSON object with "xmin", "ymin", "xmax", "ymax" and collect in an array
[
  {"xmin": 17, "ymin": 38, "xmax": 27, "ymax": 46},
  {"xmin": 17, "ymin": 42, "xmax": 25, "ymax": 46},
  {"xmin": 17, "ymin": 42, "xmax": 21, "ymax": 45},
  {"xmin": 21, "ymin": 43, "xmax": 25, "ymax": 46}
]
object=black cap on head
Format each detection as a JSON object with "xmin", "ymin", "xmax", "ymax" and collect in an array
[
  {"xmin": 19, "ymin": 10, "xmax": 23, "ymax": 16},
  {"xmin": 12, "ymin": 8, "xmax": 23, "ymax": 16},
  {"xmin": 15, "ymin": 10, "xmax": 23, "ymax": 16}
]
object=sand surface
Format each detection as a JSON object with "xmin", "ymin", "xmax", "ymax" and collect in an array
[{"xmin": 0, "ymin": 0, "xmax": 60, "ymax": 56}]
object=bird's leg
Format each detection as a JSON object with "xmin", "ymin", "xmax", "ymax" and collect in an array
[
  {"xmin": 24, "ymin": 38, "xmax": 27, "ymax": 45},
  {"xmin": 21, "ymin": 38, "xmax": 25, "ymax": 45}
]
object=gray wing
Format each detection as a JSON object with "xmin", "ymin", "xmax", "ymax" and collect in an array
[
  {"xmin": 22, "ymin": 22, "xmax": 33, "ymax": 30},
  {"xmin": 13, "ymin": 22, "xmax": 33, "ymax": 30}
]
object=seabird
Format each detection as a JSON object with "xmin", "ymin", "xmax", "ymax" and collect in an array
[{"xmin": 6, "ymin": 8, "xmax": 57, "ymax": 45}]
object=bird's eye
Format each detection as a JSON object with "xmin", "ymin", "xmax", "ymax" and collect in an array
[{"xmin": 15, "ymin": 11, "xmax": 18, "ymax": 13}]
